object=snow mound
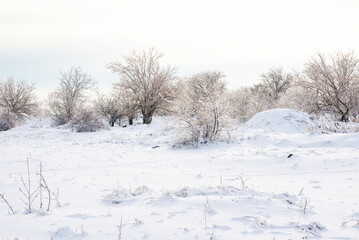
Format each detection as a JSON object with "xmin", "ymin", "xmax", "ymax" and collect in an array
[
  {"xmin": 51, "ymin": 226, "xmax": 87, "ymax": 239},
  {"xmin": 246, "ymin": 109, "xmax": 319, "ymax": 134}
]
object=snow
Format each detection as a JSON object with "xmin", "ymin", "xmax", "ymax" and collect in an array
[
  {"xmin": 246, "ymin": 108, "xmax": 319, "ymax": 134},
  {"xmin": 1, "ymin": 110, "xmax": 359, "ymax": 239}
]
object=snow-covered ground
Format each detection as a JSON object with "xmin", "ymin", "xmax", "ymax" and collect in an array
[{"xmin": 1, "ymin": 109, "xmax": 359, "ymax": 239}]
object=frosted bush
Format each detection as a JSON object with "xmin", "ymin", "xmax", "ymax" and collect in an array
[
  {"xmin": 69, "ymin": 109, "xmax": 106, "ymax": 132},
  {"xmin": 174, "ymin": 71, "xmax": 233, "ymax": 145}
]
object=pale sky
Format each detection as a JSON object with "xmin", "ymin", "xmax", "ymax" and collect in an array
[{"xmin": 1, "ymin": 0, "xmax": 359, "ymax": 98}]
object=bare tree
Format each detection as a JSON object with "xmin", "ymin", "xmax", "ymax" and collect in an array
[
  {"xmin": 48, "ymin": 67, "xmax": 96, "ymax": 125},
  {"xmin": 299, "ymin": 51, "xmax": 359, "ymax": 121},
  {"xmin": 251, "ymin": 83, "xmax": 275, "ymax": 111},
  {"xmin": 228, "ymin": 68, "xmax": 292, "ymax": 122},
  {"xmin": 116, "ymin": 86, "xmax": 137, "ymax": 125},
  {"xmin": 0, "ymin": 77, "xmax": 38, "ymax": 129},
  {"xmin": 260, "ymin": 68, "xmax": 292, "ymax": 100},
  {"xmin": 108, "ymin": 48, "xmax": 177, "ymax": 124},
  {"xmin": 96, "ymin": 92, "xmax": 123, "ymax": 127},
  {"xmin": 278, "ymin": 85, "xmax": 320, "ymax": 114},
  {"xmin": 174, "ymin": 71, "xmax": 231, "ymax": 144},
  {"xmin": 228, "ymin": 87, "xmax": 256, "ymax": 122}
]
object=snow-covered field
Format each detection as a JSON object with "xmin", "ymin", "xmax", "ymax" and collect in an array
[{"xmin": 1, "ymin": 109, "xmax": 359, "ymax": 239}]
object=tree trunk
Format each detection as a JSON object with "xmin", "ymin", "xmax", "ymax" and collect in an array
[
  {"xmin": 142, "ymin": 108, "xmax": 155, "ymax": 124},
  {"xmin": 341, "ymin": 113, "xmax": 349, "ymax": 122},
  {"xmin": 128, "ymin": 116, "xmax": 133, "ymax": 125},
  {"xmin": 109, "ymin": 116, "xmax": 116, "ymax": 127},
  {"xmin": 143, "ymin": 115, "xmax": 152, "ymax": 124},
  {"xmin": 7, "ymin": 100, "xmax": 10, "ymax": 126}
]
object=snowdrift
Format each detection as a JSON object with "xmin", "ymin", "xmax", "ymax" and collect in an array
[{"xmin": 246, "ymin": 109, "xmax": 319, "ymax": 134}]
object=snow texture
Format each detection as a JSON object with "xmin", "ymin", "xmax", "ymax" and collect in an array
[{"xmin": 0, "ymin": 110, "xmax": 359, "ymax": 239}]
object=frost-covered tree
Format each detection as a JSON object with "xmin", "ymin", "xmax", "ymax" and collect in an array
[
  {"xmin": 278, "ymin": 85, "xmax": 320, "ymax": 114},
  {"xmin": 261, "ymin": 68, "xmax": 292, "ymax": 100},
  {"xmin": 174, "ymin": 71, "xmax": 231, "ymax": 144},
  {"xmin": 229, "ymin": 87, "xmax": 256, "ymax": 122},
  {"xmin": 96, "ymin": 92, "xmax": 123, "ymax": 127},
  {"xmin": 48, "ymin": 67, "xmax": 96, "ymax": 125},
  {"xmin": 108, "ymin": 48, "xmax": 177, "ymax": 124},
  {"xmin": 231, "ymin": 68, "xmax": 293, "ymax": 119},
  {"xmin": 0, "ymin": 77, "xmax": 38, "ymax": 130},
  {"xmin": 69, "ymin": 109, "xmax": 106, "ymax": 132},
  {"xmin": 298, "ymin": 51, "xmax": 359, "ymax": 121},
  {"xmin": 230, "ymin": 84, "xmax": 279, "ymax": 123},
  {"xmin": 116, "ymin": 86, "xmax": 137, "ymax": 125},
  {"xmin": 249, "ymin": 83, "xmax": 276, "ymax": 112}
]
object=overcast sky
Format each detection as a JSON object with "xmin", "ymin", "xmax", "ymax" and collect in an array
[{"xmin": 1, "ymin": 0, "xmax": 359, "ymax": 97}]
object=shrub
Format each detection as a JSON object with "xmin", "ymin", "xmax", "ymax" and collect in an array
[
  {"xmin": 0, "ymin": 78, "xmax": 38, "ymax": 130},
  {"xmin": 96, "ymin": 92, "xmax": 123, "ymax": 127},
  {"xmin": 174, "ymin": 71, "xmax": 232, "ymax": 144},
  {"xmin": 48, "ymin": 67, "xmax": 96, "ymax": 126},
  {"xmin": 69, "ymin": 109, "xmax": 106, "ymax": 132}
]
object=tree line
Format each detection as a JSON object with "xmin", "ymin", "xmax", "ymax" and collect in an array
[{"xmin": 1, "ymin": 48, "xmax": 359, "ymax": 143}]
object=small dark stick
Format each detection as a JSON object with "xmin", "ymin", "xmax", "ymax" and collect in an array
[{"xmin": 287, "ymin": 153, "xmax": 293, "ymax": 158}]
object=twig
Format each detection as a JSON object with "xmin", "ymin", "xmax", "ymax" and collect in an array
[
  {"xmin": 209, "ymin": 230, "xmax": 215, "ymax": 240},
  {"xmin": 39, "ymin": 163, "xmax": 43, "ymax": 210},
  {"xmin": 238, "ymin": 175, "xmax": 248, "ymax": 189},
  {"xmin": 0, "ymin": 193, "xmax": 15, "ymax": 214},
  {"xmin": 117, "ymin": 215, "xmax": 123, "ymax": 240},
  {"xmin": 52, "ymin": 187, "xmax": 61, "ymax": 208},
  {"xmin": 39, "ymin": 163, "xmax": 51, "ymax": 211},
  {"xmin": 300, "ymin": 197, "xmax": 310, "ymax": 214},
  {"xmin": 353, "ymin": 210, "xmax": 359, "ymax": 218},
  {"xmin": 298, "ymin": 187, "xmax": 304, "ymax": 196},
  {"xmin": 19, "ymin": 157, "xmax": 39, "ymax": 213}
]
